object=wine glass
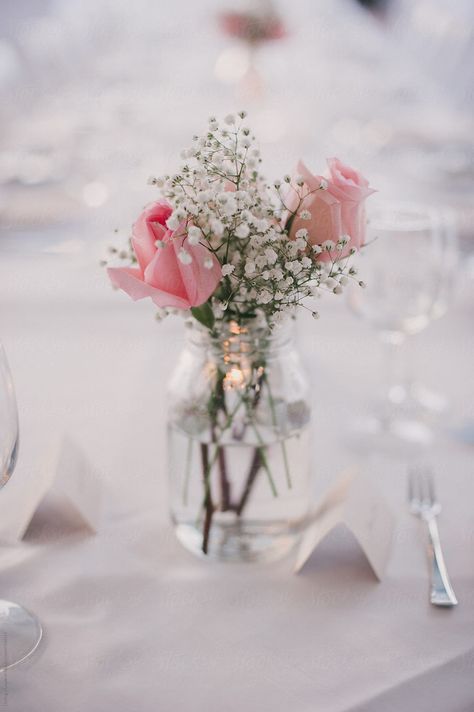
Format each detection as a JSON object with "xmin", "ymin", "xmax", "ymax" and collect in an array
[
  {"xmin": 0, "ymin": 343, "xmax": 42, "ymax": 670},
  {"xmin": 348, "ymin": 201, "xmax": 457, "ymax": 447}
]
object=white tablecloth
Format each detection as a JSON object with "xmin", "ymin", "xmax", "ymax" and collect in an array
[{"xmin": 0, "ymin": 229, "xmax": 473, "ymax": 711}]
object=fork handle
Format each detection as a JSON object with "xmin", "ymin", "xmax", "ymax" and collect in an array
[{"xmin": 427, "ymin": 517, "xmax": 458, "ymax": 607}]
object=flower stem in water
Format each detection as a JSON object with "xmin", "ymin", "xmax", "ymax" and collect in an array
[
  {"xmin": 200, "ymin": 443, "xmax": 214, "ymax": 554},
  {"xmin": 264, "ymin": 373, "xmax": 292, "ymax": 489},
  {"xmin": 236, "ymin": 448, "xmax": 262, "ymax": 516}
]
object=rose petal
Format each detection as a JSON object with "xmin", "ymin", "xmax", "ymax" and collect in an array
[
  {"xmin": 171, "ymin": 233, "xmax": 222, "ymax": 306},
  {"xmin": 144, "ymin": 236, "xmax": 188, "ymax": 303},
  {"xmin": 108, "ymin": 266, "xmax": 190, "ymax": 309},
  {"xmin": 132, "ymin": 201, "xmax": 173, "ymax": 272}
]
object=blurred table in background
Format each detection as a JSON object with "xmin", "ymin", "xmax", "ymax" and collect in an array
[{"xmin": 0, "ymin": 0, "xmax": 473, "ymax": 251}]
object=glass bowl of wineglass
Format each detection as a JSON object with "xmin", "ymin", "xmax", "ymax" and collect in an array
[
  {"xmin": 348, "ymin": 201, "xmax": 458, "ymax": 449},
  {"xmin": 0, "ymin": 343, "xmax": 42, "ymax": 670}
]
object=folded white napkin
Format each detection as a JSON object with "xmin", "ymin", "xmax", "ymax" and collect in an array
[
  {"xmin": 295, "ymin": 468, "xmax": 395, "ymax": 579},
  {"xmin": 0, "ymin": 434, "xmax": 102, "ymax": 544}
]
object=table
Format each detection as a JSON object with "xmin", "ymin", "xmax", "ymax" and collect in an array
[{"xmin": 0, "ymin": 227, "xmax": 473, "ymax": 711}]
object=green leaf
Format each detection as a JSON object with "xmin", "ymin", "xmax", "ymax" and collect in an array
[{"xmin": 190, "ymin": 303, "xmax": 215, "ymax": 330}]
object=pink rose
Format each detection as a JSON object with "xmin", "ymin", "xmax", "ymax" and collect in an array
[
  {"xmin": 287, "ymin": 158, "xmax": 375, "ymax": 260},
  {"xmin": 108, "ymin": 201, "xmax": 221, "ymax": 309}
]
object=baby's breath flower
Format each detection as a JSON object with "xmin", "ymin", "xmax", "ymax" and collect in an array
[
  {"xmin": 178, "ymin": 249, "xmax": 192, "ymax": 265},
  {"xmin": 257, "ymin": 290, "xmax": 272, "ymax": 305},
  {"xmin": 299, "ymin": 210, "xmax": 311, "ymax": 220},
  {"xmin": 166, "ymin": 214, "xmax": 180, "ymax": 231},
  {"xmin": 187, "ymin": 226, "xmax": 201, "ymax": 245},
  {"xmin": 285, "ymin": 260, "xmax": 303, "ymax": 276},
  {"xmin": 221, "ymin": 198, "xmax": 237, "ymax": 216},
  {"xmin": 210, "ymin": 218, "xmax": 224, "ymax": 237},
  {"xmin": 295, "ymin": 228, "xmax": 308, "ymax": 239},
  {"xmin": 244, "ymin": 260, "xmax": 256, "ymax": 275},
  {"xmin": 235, "ymin": 223, "xmax": 250, "ymax": 239},
  {"xmin": 221, "ymin": 264, "xmax": 235, "ymax": 277},
  {"xmin": 264, "ymin": 248, "xmax": 278, "ymax": 265}
]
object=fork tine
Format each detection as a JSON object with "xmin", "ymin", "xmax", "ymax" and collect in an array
[
  {"xmin": 408, "ymin": 467, "xmax": 422, "ymax": 506},
  {"xmin": 426, "ymin": 470, "xmax": 436, "ymax": 505},
  {"xmin": 408, "ymin": 468, "xmax": 420, "ymax": 503},
  {"xmin": 420, "ymin": 469, "xmax": 430, "ymax": 506}
]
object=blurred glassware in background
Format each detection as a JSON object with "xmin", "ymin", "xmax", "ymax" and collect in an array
[
  {"xmin": 348, "ymin": 202, "xmax": 458, "ymax": 448},
  {"xmin": 0, "ymin": 343, "xmax": 42, "ymax": 670},
  {"xmin": 215, "ymin": 0, "xmax": 287, "ymax": 102}
]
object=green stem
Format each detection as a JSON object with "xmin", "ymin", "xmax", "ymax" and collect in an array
[
  {"xmin": 200, "ymin": 443, "xmax": 214, "ymax": 554},
  {"xmin": 264, "ymin": 374, "xmax": 292, "ymax": 489},
  {"xmin": 235, "ymin": 448, "xmax": 261, "ymax": 515},
  {"xmin": 249, "ymin": 423, "xmax": 278, "ymax": 497}
]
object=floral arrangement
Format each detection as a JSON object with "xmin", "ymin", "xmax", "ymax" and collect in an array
[
  {"xmin": 105, "ymin": 112, "xmax": 374, "ymax": 557},
  {"xmin": 218, "ymin": 10, "xmax": 287, "ymax": 45},
  {"xmin": 107, "ymin": 111, "xmax": 374, "ymax": 329}
]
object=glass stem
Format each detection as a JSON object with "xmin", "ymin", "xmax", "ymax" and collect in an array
[{"xmin": 381, "ymin": 334, "xmax": 413, "ymax": 407}]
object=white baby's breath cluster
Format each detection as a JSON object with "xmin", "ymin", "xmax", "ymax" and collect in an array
[{"xmin": 140, "ymin": 113, "xmax": 361, "ymax": 325}]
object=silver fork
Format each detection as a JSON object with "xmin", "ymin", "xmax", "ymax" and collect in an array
[{"xmin": 408, "ymin": 468, "xmax": 458, "ymax": 607}]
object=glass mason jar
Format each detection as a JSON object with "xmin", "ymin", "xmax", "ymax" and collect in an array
[{"xmin": 167, "ymin": 318, "xmax": 312, "ymax": 562}]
